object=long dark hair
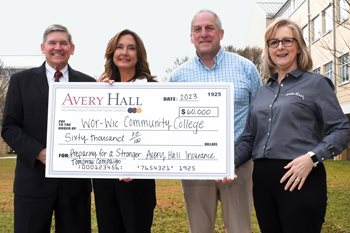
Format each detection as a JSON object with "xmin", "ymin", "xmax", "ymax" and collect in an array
[{"xmin": 102, "ymin": 29, "xmax": 156, "ymax": 82}]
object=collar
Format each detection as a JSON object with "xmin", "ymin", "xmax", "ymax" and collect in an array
[
  {"xmin": 45, "ymin": 63, "xmax": 68, "ymax": 74},
  {"xmin": 268, "ymin": 69, "xmax": 305, "ymax": 84},
  {"xmin": 194, "ymin": 47, "xmax": 224, "ymax": 70},
  {"xmin": 45, "ymin": 63, "xmax": 69, "ymax": 82}
]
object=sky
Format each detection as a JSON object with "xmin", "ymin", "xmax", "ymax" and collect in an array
[{"xmin": 0, "ymin": 0, "xmax": 266, "ymax": 80}]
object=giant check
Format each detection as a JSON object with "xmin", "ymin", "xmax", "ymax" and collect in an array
[{"xmin": 46, "ymin": 82, "xmax": 234, "ymax": 179}]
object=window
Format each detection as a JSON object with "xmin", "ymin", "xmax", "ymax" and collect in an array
[
  {"xmin": 339, "ymin": 54, "xmax": 349, "ymax": 83},
  {"xmin": 324, "ymin": 61, "xmax": 333, "ymax": 82},
  {"xmin": 313, "ymin": 67, "xmax": 321, "ymax": 74},
  {"xmin": 322, "ymin": 6, "xmax": 333, "ymax": 34},
  {"xmin": 292, "ymin": 0, "xmax": 296, "ymax": 11},
  {"xmin": 302, "ymin": 25, "xmax": 309, "ymax": 45},
  {"xmin": 312, "ymin": 15, "xmax": 321, "ymax": 41},
  {"xmin": 282, "ymin": 0, "xmax": 305, "ymax": 17},
  {"xmin": 340, "ymin": 0, "xmax": 349, "ymax": 22}
]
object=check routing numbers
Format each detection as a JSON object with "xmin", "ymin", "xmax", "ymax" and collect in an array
[{"xmin": 46, "ymin": 83, "xmax": 233, "ymax": 179}]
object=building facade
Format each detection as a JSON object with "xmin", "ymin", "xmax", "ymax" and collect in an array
[{"xmin": 258, "ymin": 0, "xmax": 350, "ymax": 160}]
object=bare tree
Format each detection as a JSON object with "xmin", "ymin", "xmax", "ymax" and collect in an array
[
  {"xmin": 0, "ymin": 59, "xmax": 10, "ymax": 126},
  {"xmin": 317, "ymin": 0, "xmax": 350, "ymax": 87},
  {"xmin": 162, "ymin": 56, "xmax": 189, "ymax": 82},
  {"xmin": 224, "ymin": 46, "xmax": 263, "ymax": 73},
  {"xmin": 164, "ymin": 46, "xmax": 263, "ymax": 82}
]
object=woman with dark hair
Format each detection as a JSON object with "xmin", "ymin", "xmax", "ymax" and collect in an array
[
  {"xmin": 235, "ymin": 18, "xmax": 350, "ymax": 233},
  {"xmin": 100, "ymin": 29, "xmax": 156, "ymax": 82},
  {"xmin": 93, "ymin": 29, "xmax": 156, "ymax": 233}
]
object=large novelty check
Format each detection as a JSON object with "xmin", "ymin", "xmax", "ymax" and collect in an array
[{"xmin": 45, "ymin": 82, "xmax": 234, "ymax": 179}]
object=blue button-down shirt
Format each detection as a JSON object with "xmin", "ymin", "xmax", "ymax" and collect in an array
[
  {"xmin": 235, "ymin": 69, "xmax": 350, "ymax": 167},
  {"xmin": 170, "ymin": 47, "xmax": 262, "ymax": 141}
]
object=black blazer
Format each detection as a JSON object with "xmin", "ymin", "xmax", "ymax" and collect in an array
[{"xmin": 1, "ymin": 62, "xmax": 96, "ymax": 198}]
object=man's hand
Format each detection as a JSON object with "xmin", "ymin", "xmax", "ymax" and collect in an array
[
  {"xmin": 37, "ymin": 148, "xmax": 46, "ymax": 165},
  {"xmin": 215, "ymin": 174, "xmax": 237, "ymax": 184}
]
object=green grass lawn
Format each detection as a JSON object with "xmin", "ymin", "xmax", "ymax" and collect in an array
[{"xmin": 0, "ymin": 158, "xmax": 349, "ymax": 232}]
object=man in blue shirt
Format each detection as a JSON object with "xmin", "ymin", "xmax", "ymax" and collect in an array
[{"xmin": 170, "ymin": 10, "xmax": 262, "ymax": 233}]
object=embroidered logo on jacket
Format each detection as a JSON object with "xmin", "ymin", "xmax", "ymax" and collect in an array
[{"xmin": 285, "ymin": 92, "xmax": 304, "ymax": 100}]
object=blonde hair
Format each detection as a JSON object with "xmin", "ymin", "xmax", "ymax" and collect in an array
[{"xmin": 262, "ymin": 18, "xmax": 313, "ymax": 77}]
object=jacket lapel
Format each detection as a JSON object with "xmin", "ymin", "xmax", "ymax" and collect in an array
[
  {"xmin": 32, "ymin": 62, "xmax": 49, "ymax": 102},
  {"xmin": 68, "ymin": 65, "xmax": 78, "ymax": 82}
]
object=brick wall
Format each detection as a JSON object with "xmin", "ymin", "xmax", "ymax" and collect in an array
[
  {"xmin": 335, "ymin": 147, "xmax": 350, "ymax": 161},
  {"xmin": 0, "ymin": 137, "xmax": 10, "ymax": 155}
]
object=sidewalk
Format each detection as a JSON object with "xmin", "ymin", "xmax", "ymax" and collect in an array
[{"xmin": 0, "ymin": 156, "xmax": 16, "ymax": 159}]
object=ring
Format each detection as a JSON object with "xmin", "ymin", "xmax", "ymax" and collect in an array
[{"xmin": 295, "ymin": 177, "xmax": 300, "ymax": 182}]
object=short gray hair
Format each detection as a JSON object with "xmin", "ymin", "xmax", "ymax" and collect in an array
[
  {"xmin": 191, "ymin": 9, "xmax": 223, "ymax": 31},
  {"xmin": 43, "ymin": 24, "xmax": 73, "ymax": 44}
]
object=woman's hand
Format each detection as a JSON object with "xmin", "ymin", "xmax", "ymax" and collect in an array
[
  {"xmin": 98, "ymin": 74, "xmax": 114, "ymax": 84},
  {"xmin": 280, "ymin": 154, "xmax": 314, "ymax": 191},
  {"xmin": 119, "ymin": 178, "xmax": 133, "ymax": 182}
]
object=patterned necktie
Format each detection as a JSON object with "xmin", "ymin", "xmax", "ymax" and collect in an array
[{"xmin": 54, "ymin": 70, "xmax": 63, "ymax": 82}]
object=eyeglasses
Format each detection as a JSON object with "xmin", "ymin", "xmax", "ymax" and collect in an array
[{"xmin": 267, "ymin": 38, "xmax": 296, "ymax": 48}]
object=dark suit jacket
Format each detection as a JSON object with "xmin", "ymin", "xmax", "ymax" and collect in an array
[{"xmin": 1, "ymin": 62, "xmax": 96, "ymax": 198}]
